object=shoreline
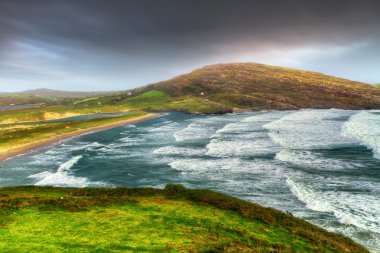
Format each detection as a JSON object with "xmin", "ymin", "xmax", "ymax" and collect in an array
[{"xmin": 0, "ymin": 113, "xmax": 159, "ymax": 162}]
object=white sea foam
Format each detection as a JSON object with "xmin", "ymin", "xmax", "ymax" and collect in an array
[
  {"xmin": 83, "ymin": 142, "xmax": 105, "ymax": 151},
  {"xmin": 29, "ymin": 155, "xmax": 92, "ymax": 187},
  {"xmin": 263, "ymin": 109, "xmax": 356, "ymax": 149},
  {"xmin": 242, "ymin": 111, "xmax": 291, "ymax": 123},
  {"xmin": 276, "ymin": 150, "xmax": 363, "ymax": 170},
  {"xmin": 287, "ymin": 177, "xmax": 380, "ymax": 234},
  {"xmin": 173, "ymin": 116, "xmax": 239, "ymax": 142},
  {"xmin": 119, "ymin": 136, "xmax": 144, "ymax": 144},
  {"xmin": 168, "ymin": 157, "xmax": 284, "ymax": 176},
  {"xmin": 169, "ymin": 158, "xmax": 242, "ymax": 173},
  {"xmin": 206, "ymin": 111, "xmax": 289, "ymax": 157},
  {"xmin": 342, "ymin": 111, "xmax": 380, "ymax": 159},
  {"xmin": 148, "ymin": 121, "xmax": 181, "ymax": 133},
  {"xmin": 206, "ymin": 138, "xmax": 279, "ymax": 157},
  {"xmin": 214, "ymin": 111, "xmax": 289, "ymax": 135},
  {"xmin": 153, "ymin": 146, "xmax": 205, "ymax": 157}
]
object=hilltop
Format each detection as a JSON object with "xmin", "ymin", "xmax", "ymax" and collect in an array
[
  {"xmin": 142, "ymin": 63, "xmax": 380, "ymax": 111},
  {"xmin": 0, "ymin": 185, "xmax": 369, "ymax": 252},
  {"xmin": 78, "ymin": 63, "xmax": 380, "ymax": 113}
]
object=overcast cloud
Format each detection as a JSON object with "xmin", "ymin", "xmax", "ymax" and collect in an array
[{"xmin": 0, "ymin": 0, "xmax": 379, "ymax": 91}]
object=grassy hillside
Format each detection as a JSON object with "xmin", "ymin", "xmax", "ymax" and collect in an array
[
  {"xmin": 374, "ymin": 84, "xmax": 380, "ymax": 88},
  {"xmin": 4, "ymin": 63, "xmax": 379, "ymax": 113},
  {"xmin": 76, "ymin": 63, "xmax": 380, "ymax": 113},
  {"xmin": 145, "ymin": 63, "xmax": 380, "ymax": 111},
  {"xmin": 0, "ymin": 104, "xmax": 133, "ymax": 124},
  {"xmin": 0, "ymin": 185, "xmax": 368, "ymax": 252}
]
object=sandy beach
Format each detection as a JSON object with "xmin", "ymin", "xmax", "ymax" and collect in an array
[{"xmin": 0, "ymin": 113, "xmax": 159, "ymax": 162}]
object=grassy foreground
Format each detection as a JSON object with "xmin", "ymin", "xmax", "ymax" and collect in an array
[{"xmin": 0, "ymin": 185, "xmax": 368, "ymax": 253}]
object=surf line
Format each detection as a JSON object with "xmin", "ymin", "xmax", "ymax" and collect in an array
[{"xmin": 0, "ymin": 113, "xmax": 161, "ymax": 162}]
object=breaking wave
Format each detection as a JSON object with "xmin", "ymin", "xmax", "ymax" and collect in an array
[
  {"xmin": 28, "ymin": 155, "xmax": 105, "ymax": 187},
  {"xmin": 276, "ymin": 150, "xmax": 363, "ymax": 170},
  {"xmin": 287, "ymin": 177, "xmax": 380, "ymax": 234},
  {"xmin": 263, "ymin": 109, "xmax": 357, "ymax": 149},
  {"xmin": 153, "ymin": 146, "xmax": 205, "ymax": 157},
  {"xmin": 342, "ymin": 111, "xmax": 380, "ymax": 159}
]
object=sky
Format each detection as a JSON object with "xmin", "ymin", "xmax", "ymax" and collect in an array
[{"xmin": 0, "ymin": 0, "xmax": 379, "ymax": 92}]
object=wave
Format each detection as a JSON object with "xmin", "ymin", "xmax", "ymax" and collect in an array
[
  {"xmin": 206, "ymin": 138, "xmax": 279, "ymax": 158},
  {"xmin": 153, "ymin": 146, "xmax": 205, "ymax": 157},
  {"xmin": 342, "ymin": 111, "xmax": 380, "ymax": 159},
  {"xmin": 28, "ymin": 155, "xmax": 103, "ymax": 187},
  {"xmin": 148, "ymin": 121, "xmax": 181, "ymax": 133},
  {"xmin": 214, "ymin": 111, "xmax": 289, "ymax": 136},
  {"xmin": 263, "ymin": 109, "xmax": 357, "ymax": 149},
  {"xmin": 169, "ymin": 157, "xmax": 284, "ymax": 175},
  {"xmin": 83, "ymin": 142, "xmax": 105, "ymax": 151},
  {"xmin": 287, "ymin": 177, "xmax": 380, "ymax": 234},
  {"xmin": 241, "ymin": 111, "xmax": 291, "ymax": 123},
  {"xmin": 206, "ymin": 111, "xmax": 287, "ymax": 157},
  {"xmin": 119, "ymin": 136, "xmax": 144, "ymax": 144},
  {"xmin": 174, "ymin": 122, "xmax": 215, "ymax": 142},
  {"xmin": 174, "ymin": 116, "xmax": 240, "ymax": 142},
  {"xmin": 276, "ymin": 150, "xmax": 363, "ymax": 170}
]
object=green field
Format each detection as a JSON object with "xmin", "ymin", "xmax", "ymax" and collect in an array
[
  {"xmin": 0, "ymin": 111, "xmax": 146, "ymax": 155},
  {"xmin": 0, "ymin": 185, "xmax": 368, "ymax": 252},
  {"xmin": 78, "ymin": 90, "xmax": 232, "ymax": 114}
]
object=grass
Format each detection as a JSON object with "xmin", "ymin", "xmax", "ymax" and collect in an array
[
  {"xmin": 142, "ymin": 63, "xmax": 380, "ymax": 111},
  {"xmin": 0, "ymin": 104, "xmax": 134, "ymax": 124},
  {"xmin": 0, "ymin": 111, "xmax": 147, "ymax": 154},
  {"xmin": 0, "ymin": 94, "xmax": 59, "ymax": 106},
  {"xmin": 78, "ymin": 90, "xmax": 234, "ymax": 114},
  {"xmin": 0, "ymin": 185, "xmax": 368, "ymax": 252},
  {"xmin": 72, "ymin": 63, "xmax": 380, "ymax": 114},
  {"xmin": 374, "ymin": 84, "xmax": 380, "ymax": 88}
]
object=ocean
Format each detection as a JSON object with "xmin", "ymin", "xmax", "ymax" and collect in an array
[{"xmin": 1, "ymin": 109, "xmax": 379, "ymax": 252}]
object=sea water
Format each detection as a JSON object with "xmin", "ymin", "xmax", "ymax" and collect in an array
[{"xmin": 1, "ymin": 109, "xmax": 379, "ymax": 252}]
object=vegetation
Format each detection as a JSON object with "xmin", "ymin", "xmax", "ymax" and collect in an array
[
  {"xmin": 122, "ymin": 90, "xmax": 231, "ymax": 114},
  {"xmin": 77, "ymin": 90, "xmax": 232, "ymax": 114},
  {"xmin": 0, "ymin": 104, "xmax": 134, "ymax": 124},
  {"xmin": 0, "ymin": 185, "xmax": 368, "ymax": 252},
  {"xmin": 138, "ymin": 63, "xmax": 380, "ymax": 111},
  {"xmin": 0, "ymin": 111, "xmax": 146, "ymax": 155},
  {"xmin": 72, "ymin": 63, "xmax": 380, "ymax": 114},
  {"xmin": 0, "ymin": 63, "xmax": 377, "ymax": 251},
  {"xmin": 0, "ymin": 89, "xmax": 116, "ymax": 106},
  {"xmin": 374, "ymin": 84, "xmax": 380, "ymax": 88},
  {"xmin": 3, "ymin": 63, "xmax": 379, "ymax": 114},
  {"xmin": 0, "ymin": 94, "xmax": 60, "ymax": 106}
]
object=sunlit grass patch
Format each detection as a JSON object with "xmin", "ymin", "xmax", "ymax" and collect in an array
[{"xmin": 0, "ymin": 185, "xmax": 369, "ymax": 253}]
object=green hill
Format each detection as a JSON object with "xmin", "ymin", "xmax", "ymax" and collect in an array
[
  {"xmin": 81, "ymin": 63, "xmax": 380, "ymax": 113},
  {"xmin": 0, "ymin": 185, "xmax": 368, "ymax": 252},
  {"xmin": 143, "ymin": 63, "xmax": 380, "ymax": 111},
  {"xmin": 374, "ymin": 83, "xmax": 380, "ymax": 88}
]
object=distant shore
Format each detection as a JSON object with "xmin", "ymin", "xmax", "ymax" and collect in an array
[{"xmin": 0, "ymin": 113, "xmax": 159, "ymax": 162}]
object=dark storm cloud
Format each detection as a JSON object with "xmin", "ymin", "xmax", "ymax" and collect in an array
[{"xmin": 0, "ymin": 0, "xmax": 379, "ymax": 91}]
